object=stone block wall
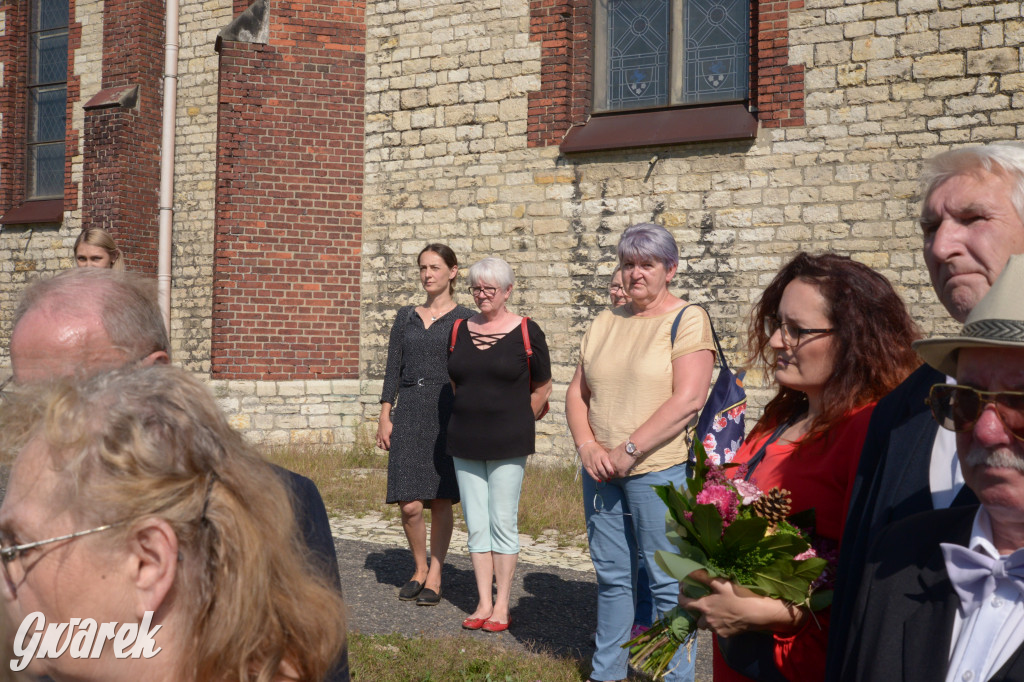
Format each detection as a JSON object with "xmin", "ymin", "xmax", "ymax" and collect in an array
[{"xmin": 361, "ymin": 0, "xmax": 1024, "ymax": 458}]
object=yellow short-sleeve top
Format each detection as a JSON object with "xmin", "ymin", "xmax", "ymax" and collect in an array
[{"xmin": 580, "ymin": 304, "xmax": 715, "ymax": 475}]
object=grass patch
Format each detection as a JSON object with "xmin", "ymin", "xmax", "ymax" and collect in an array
[
  {"xmin": 349, "ymin": 632, "xmax": 586, "ymax": 682},
  {"xmin": 263, "ymin": 432, "xmax": 586, "ymax": 544},
  {"xmin": 518, "ymin": 461, "xmax": 585, "ymax": 546}
]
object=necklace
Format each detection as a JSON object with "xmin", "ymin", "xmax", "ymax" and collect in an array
[{"xmin": 428, "ymin": 303, "xmax": 455, "ymax": 322}]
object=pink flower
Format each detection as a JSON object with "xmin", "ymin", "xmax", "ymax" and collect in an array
[
  {"xmin": 733, "ymin": 478, "xmax": 762, "ymax": 505},
  {"xmin": 696, "ymin": 484, "xmax": 739, "ymax": 525},
  {"xmin": 722, "ymin": 447, "xmax": 735, "ymax": 464},
  {"xmin": 729, "ymin": 404, "xmax": 746, "ymax": 421},
  {"xmin": 705, "ymin": 463, "xmax": 727, "ymax": 485},
  {"xmin": 795, "ymin": 547, "xmax": 818, "ymax": 561},
  {"xmin": 713, "ymin": 415, "xmax": 728, "ymax": 432}
]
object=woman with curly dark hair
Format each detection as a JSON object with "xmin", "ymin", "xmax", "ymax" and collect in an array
[{"xmin": 679, "ymin": 252, "xmax": 920, "ymax": 682}]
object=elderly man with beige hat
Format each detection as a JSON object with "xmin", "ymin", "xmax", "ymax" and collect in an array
[{"xmin": 839, "ymin": 255, "xmax": 1024, "ymax": 682}]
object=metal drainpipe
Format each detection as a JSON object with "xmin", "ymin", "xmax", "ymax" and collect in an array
[{"xmin": 157, "ymin": 0, "xmax": 180, "ymax": 335}]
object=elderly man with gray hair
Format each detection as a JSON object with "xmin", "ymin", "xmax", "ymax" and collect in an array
[
  {"xmin": 840, "ymin": 255, "xmax": 1024, "ymax": 681},
  {"xmin": 5, "ymin": 267, "xmax": 349, "ymax": 682},
  {"xmin": 826, "ymin": 144, "xmax": 1024, "ymax": 677}
]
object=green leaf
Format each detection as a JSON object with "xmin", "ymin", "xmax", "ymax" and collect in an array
[
  {"xmin": 669, "ymin": 541, "xmax": 709, "ymax": 565},
  {"xmin": 658, "ymin": 482, "xmax": 695, "ymax": 528},
  {"xmin": 751, "ymin": 559, "xmax": 813, "ymax": 603},
  {"xmin": 686, "ymin": 474, "xmax": 703, "ymax": 497},
  {"xmin": 690, "ymin": 504, "xmax": 723, "ymax": 555},
  {"xmin": 654, "ymin": 550, "xmax": 707, "ymax": 582},
  {"xmin": 721, "ymin": 516, "xmax": 770, "ymax": 552},
  {"xmin": 793, "ymin": 557, "xmax": 828, "ymax": 581},
  {"xmin": 692, "ymin": 438, "xmax": 708, "ymax": 478},
  {"xmin": 757, "ymin": 532, "xmax": 809, "ymax": 557},
  {"xmin": 680, "ymin": 580, "xmax": 712, "ymax": 600},
  {"xmin": 663, "ymin": 606, "xmax": 698, "ymax": 642},
  {"xmin": 808, "ymin": 589, "xmax": 833, "ymax": 612}
]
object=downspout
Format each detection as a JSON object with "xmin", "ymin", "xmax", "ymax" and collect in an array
[{"xmin": 157, "ymin": 0, "xmax": 180, "ymax": 334}]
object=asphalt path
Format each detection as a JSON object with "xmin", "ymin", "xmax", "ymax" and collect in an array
[{"xmin": 336, "ymin": 536, "xmax": 714, "ymax": 681}]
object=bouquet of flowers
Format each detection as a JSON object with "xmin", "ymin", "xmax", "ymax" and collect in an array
[{"xmin": 624, "ymin": 440, "xmax": 834, "ymax": 678}]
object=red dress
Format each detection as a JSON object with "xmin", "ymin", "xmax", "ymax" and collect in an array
[{"xmin": 712, "ymin": 403, "xmax": 875, "ymax": 682}]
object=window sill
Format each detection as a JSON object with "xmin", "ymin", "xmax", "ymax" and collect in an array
[
  {"xmin": 559, "ymin": 104, "xmax": 757, "ymax": 154},
  {"xmin": 1, "ymin": 199, "xmax": 64, "ymax": 225}
]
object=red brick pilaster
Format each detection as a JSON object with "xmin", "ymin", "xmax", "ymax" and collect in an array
[
  {"xmin": 79, "ymin": 0, "xmax": 163, "ymax": 272},
  {"xmin": 756, "ymin": 0, "xmax": 805, "ymax": 127},
  {"xmin": 212, "ymin": 0, "xmax": 365, "ymax": 380}
]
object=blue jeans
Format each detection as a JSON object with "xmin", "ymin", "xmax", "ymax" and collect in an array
[{"xmin": 584, "ymin": 463, "xmax": 696, "ymax": 682}]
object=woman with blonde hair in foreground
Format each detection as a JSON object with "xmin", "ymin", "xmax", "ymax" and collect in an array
[{"xmin": 0, "ymin": 365, "xmax": 345, "ymax": 682}]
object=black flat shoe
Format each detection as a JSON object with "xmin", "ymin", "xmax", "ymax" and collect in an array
[
  {"xmin": 416, "ymin": 588, "xmax": 442, "ymax": 605},
  {"xmin": 398, "ymin": 580, "xmax": 424, "ymax": 601}
]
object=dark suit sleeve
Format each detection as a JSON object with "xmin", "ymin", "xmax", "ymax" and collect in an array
[
  {"xmin": 279, "ymin": 467, "xmax": 349, "ymax": 682},
  {"xmin": 826, "ymin": 365, "xmax": 941, "ymax": 680},
  {"xmin": 839, "ymin": 507, "xmax": 974, "ymax": 682}
]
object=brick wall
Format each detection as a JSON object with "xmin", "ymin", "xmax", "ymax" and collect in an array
[
  {"xmin": 79, "ymin": 0, "xmax": 164, "ymax": 274},
  {"xmin": 758, "ymin": 0, "xmax": 805, "ymax": 127},
  {"xmin": 212, "ymin": 0, "xmax": 365, "ymax": 380}
]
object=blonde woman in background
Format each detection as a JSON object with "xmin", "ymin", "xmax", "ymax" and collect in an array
[{"xmin": 74, "ymin": 227, "xmax": 124, "ymax": 270}]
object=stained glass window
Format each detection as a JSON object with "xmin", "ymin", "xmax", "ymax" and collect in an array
[
  {"xmin": 607, "ymin": 0, "xmax": 670, "ymax": 110},
  {"xmin": 27, "ymin": 0, "xmax": 68, "ymax": 199},
  {"xmin": 684, "ymin": 0, "xmax": 749, "ymax": 102},
  {"xmin": 594, "ymin": 0, "xmax": 749, "ymax": 112}
]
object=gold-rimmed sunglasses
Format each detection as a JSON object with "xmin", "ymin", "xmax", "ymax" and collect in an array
[{"xmin": 927, "ymin": 384, "xmax": 1024, "ymax": 441}]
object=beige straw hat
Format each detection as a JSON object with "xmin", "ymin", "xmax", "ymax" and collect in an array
[{"xmin": 914, "ymin": 254, "xmax": 1024, "ymax": 376}]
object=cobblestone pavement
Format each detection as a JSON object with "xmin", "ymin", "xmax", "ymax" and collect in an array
[{"xmin": 330, "ymin": 512, "xmax": 714, "ymax": 681}]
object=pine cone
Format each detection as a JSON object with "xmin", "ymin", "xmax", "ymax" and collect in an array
[{"xmin": 753, "ymin": 487, "xmax": 792, "ymax": 529}]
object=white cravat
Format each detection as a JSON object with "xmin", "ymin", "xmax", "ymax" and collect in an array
[
  {"xmin": 944, "ymin": 508, "xmax": 1024, "ymax": 682},
  {"xmin": 931, "ymin": 375, "xmax": 966, "ymax": 509}
]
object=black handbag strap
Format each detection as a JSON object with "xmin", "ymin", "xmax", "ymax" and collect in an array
[
  {"xmin": 671, "ymin": 304, "xmax": 731, "ymax": 373},
  {"xmin": 742, "ymin": 419, "xmax": 793, "ymax": 482}
]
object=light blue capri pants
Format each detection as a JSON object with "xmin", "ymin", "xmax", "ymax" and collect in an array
[{"xmin": 452, "ymin": 456, "xmax": 527, "ymax": 554}]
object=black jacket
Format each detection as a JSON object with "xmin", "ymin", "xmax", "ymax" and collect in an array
[{"xmin": 839, "ymin": 505, "xmax": 1024, "ymax": 682}]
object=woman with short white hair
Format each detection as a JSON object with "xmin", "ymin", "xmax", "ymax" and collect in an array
[{"xmin": 447, "ymin": 257, "xmax": 552, "ymax": 633}]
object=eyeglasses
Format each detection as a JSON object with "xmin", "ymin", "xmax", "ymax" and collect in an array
[
  {"xmin": 608, "ymin": 285, "xmax": 625, "ymax": 293},
  {"xmin": 469, "ymin": 286, "xmax": 498, "ymax": 298},
  {"xmin": 0, "ymin": 522, "xmax": 124, "ymax": 595},
  {"xmin": 763, "ymin": 316, "xmax": 834, "ymax": 347},
  {"xmin": 927, "ymin": 384, "xmax": 1024, "ymax": 441}
]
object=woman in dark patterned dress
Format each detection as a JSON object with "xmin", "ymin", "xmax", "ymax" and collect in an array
[{"xmin": 378, "ymin": 244, "xmax": 474, "ymax": 605}]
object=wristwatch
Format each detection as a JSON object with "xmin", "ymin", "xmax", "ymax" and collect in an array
[{"xmin": 625, "ymin": 440, "xmax": 642, "ymax": 458}]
